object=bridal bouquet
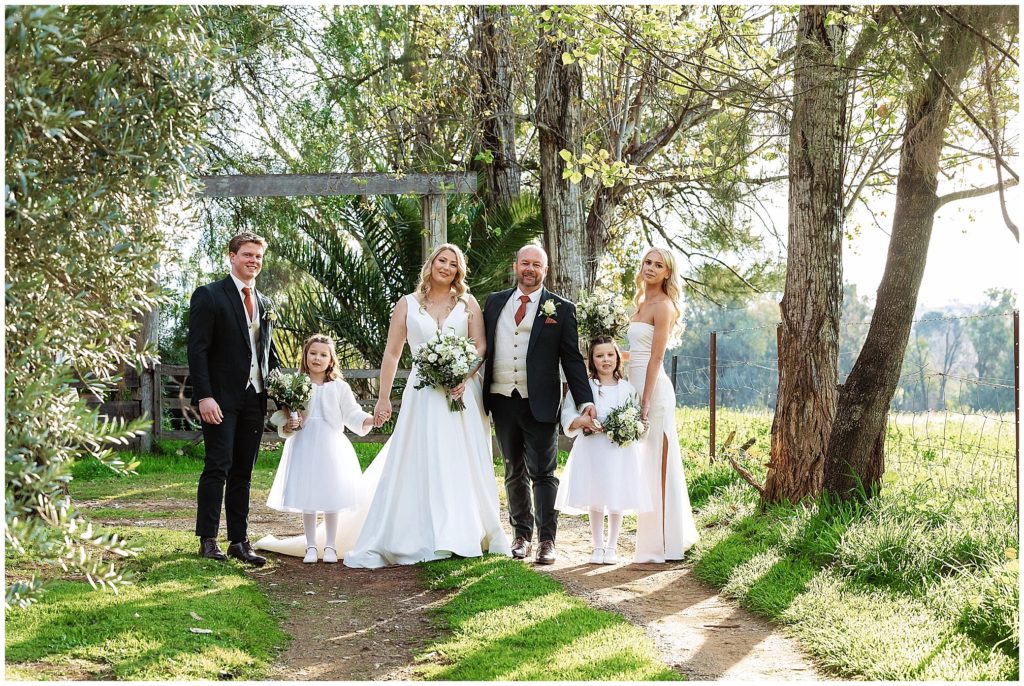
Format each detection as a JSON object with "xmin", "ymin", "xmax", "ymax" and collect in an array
[
  {"xmin": 413, "ymin": 331, "xmax": 482, "ymax": 412},
  {"xmin": 577, "ymin": 291, "xmax": 630, "ymax": 341},
  {"xmin": 600, "ymin": 396, "xmax": 647, "ymax": 447},
  {"xmin": 266, "ymin": 369, "xmax": 313, "ymax": 429}
]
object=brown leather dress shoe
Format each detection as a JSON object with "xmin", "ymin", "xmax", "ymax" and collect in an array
[
  {"xmin": 199, "ymin": 537, "xmax": 227, "ymax": 561},
  {"xmin": 510, "ymin": 535, "xmax": 533, "ymax": 560},
  {"xmin": 535, "ymin": 540, "xmax": 556, "ymax": 565},
  {"xmin": 227, "ymin": 539, "xmax": 267, "ymax": 567}
]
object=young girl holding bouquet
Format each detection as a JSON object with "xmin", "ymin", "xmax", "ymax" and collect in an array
[
  {"xmin": 555, "ymin": 335, "xmax": 652, "ymax": 564},
  {"xmin": 264, "ymin": 334, "xmax": 376, "ymax": 563}
]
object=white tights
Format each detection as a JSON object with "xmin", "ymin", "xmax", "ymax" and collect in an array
[
  {"xmin": 588, "ymin": 509, "xmax": 623, "ymax": 551},
  {"xmin": 302, "ymin": 512, "xmax": 339, "ymax": 549}
]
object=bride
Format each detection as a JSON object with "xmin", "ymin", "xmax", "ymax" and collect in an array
[
  {"xmin": 343, "ymin": 244, "xmax": 511, "ymax": 567},
  {"xmin": 257, "ymin": 244, "xmax": 511, "ymax": 565}
]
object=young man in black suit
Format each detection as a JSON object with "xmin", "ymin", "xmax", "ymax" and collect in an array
[
  {"xmin": 188, "ymin": 232, "xmax": 280, "ymax": 565},
  {"xmin": 483, "ymin": 245, "xmax": 598, "ymax": 565}
]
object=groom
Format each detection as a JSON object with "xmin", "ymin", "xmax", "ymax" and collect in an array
[
  {"xmin": 188, "ymin": 231, "xmax": 280, "ymax": 565},
  {"xmin": 483, "ymin": 245, "xmax": 597, "ymax": 564}
]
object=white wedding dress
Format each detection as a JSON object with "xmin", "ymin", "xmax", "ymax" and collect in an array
[
  {"xmin": 627, "ymin": 322, "xmax": 699, "ymax": 562},
  {"xmin": 343, "ymin": 295, "xmax": 511, "ymax": 567}
]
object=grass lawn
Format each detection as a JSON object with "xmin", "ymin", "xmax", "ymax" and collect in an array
[
  {"xmin": 8, "ymin": 439, "xmax": 677, "ymax": 681},
  {"xmin": 677, "ymin": 407, "xmax": 1019, "ymax": 681},
  {"xmin": 413, "ymin": 555, "xmax": 683, "ymax": 681},
  {"xmin": 4, "ymin": 527, "xmax": 288, "ymax": 680}
]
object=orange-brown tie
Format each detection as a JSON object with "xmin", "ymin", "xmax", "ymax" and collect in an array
[
  {"xmin": 242, "ymin": 286, "xmax": 255, "ymax": 320},
  {"xmin": 514, "ymin": 294, "xmax": 530, "ymax": 326}
]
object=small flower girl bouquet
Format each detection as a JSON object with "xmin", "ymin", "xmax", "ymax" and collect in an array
[
  {"xmin": 600, "ymin": 396, "xmax": 648, "ymax": 447},
  {"xmin": 266, "ymin": 369, "xmax": 313, "ymax": 430},
  {"xmin": 577, "ymin": 291, "xmax": 630, "ymax": 341},
  {"xmin": 413, "ymin": 331, "xmax": 482, "ymax": 412}
]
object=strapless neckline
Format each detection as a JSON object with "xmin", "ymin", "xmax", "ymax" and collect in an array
[{"xmin": 629, "ymin": 321, "xmax": 655, "ymax": 328}]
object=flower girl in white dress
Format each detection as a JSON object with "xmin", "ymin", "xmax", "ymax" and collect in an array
[
  {"xmin": 264, "ymin": 334, "xmax": 376, "ymax": 563},
  {"xmin": 555, "ymin": 336, "xmax": 652, "ymax": 564}
]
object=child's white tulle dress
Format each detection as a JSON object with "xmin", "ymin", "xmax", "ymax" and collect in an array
[
  {"xmin": 265, "ymin": 379, "xmax": 370, "ymax": 514},
  {"xmin": 555, "ymin": 379, "xmax": 652, "ymax": 516}
]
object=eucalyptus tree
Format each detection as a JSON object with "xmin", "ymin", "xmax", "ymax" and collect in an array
[
  {"xmin": 823, "ymin": 5, "xmax": 1019, "ymax": 499},
  {"xmin": 538, "ymin": 6, "xmax": 791, "ymax": 300},
  {"xmin": 763, "ymin": 5, "xmax": 849, "ymax": 504}
]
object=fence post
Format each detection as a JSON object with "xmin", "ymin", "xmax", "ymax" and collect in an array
[
  {"xmin": 710, "ymin": 331, "xmax": 717, "ymax": 462},
  {"xmin": 1014, "ymin": 309, "xmax": 1019, "ymax": 532},
  {"xmin": 152, "ymin": 364, "xmax": 163, "ymax": 444},
  {"xmin": 671, "ymin": 354, "xmax": 678, "ymax": 394},
  {"xmin": 139, "ymin": 363, "xmax": 154, "ymax": 452}
]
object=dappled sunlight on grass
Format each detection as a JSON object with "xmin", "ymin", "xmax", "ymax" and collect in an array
[
  {"xmin": 415, "ymin": 555, "xmax": 682, "ymax": 681},
  {"xmin": 682, "ymin": 407, "xmax": 1019, "ymax": 680},
  {"xmin": 5, "ymin": 528, "xmax": 286, "ymax": 680}
]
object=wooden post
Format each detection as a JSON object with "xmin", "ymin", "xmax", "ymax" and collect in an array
[
  {"xmin": 152, "ymin": 364, "xmax": 163, "ymax": 444},
  {"xmin": 671, "ymin": 354, "xmax": 678, "ymax": 394},
  {"xmin": 420, "ymin": 193, "xmax": 447, "ymax": 258},
  {"xmin": 710, "ymin": 331, "xmax": 717, "ymax": 462},
  {"xmin": 137, "ymin": 291, "xmax": 158, "ymax": 452},
  {"xmin": 1014, "ymin": 309, "xmax": 1019, "ymax": 533}
]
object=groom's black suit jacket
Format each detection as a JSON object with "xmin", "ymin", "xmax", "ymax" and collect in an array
[
  {"xmin": 188, "ymin": 275, "xmax": 281, "ymax": 412},
  {"xmin": 482, "ymin": 287, "xmax": 594, "ymax": 423}
]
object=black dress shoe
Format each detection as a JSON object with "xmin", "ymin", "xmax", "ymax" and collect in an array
[
  {"xmin": 227, "ymin": 539, "xmax": 267, "ymax": 567},
  {"xmin": 535, "ymin": 540, "xmax": 556, "ymax": 565},
  {"xmin": 510, "ymin": 535, "xmax": 532, "ymax": 560},
  {"xmin": 199, "ymin": 537, "xmax": 227, "ymax": 561}
]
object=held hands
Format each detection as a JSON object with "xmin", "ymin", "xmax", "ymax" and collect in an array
[
  {"xmin": 198, "ymin": 398, "xmax": 223, "ymax": 425},
  {"xmin": 570, "ymin": 415, "xmax": 603, "ymax": 434},
  {"xmin": 640, "ymin": 399, "xmax": 651, "ymax": 423},
  {"xmin": 374, "ymin": 398, "xmax": 392, "ymax": 427},
  {"xmin": 284, "ymin": 408, "xmax": 303, "ymax": 431}
]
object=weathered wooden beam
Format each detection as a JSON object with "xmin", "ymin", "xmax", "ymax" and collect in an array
[
  {"xmin": 421, "ymin": 194, "xmax": 447, "ymax": 257},
  {"xmin": 197, "ymin": 172, "xmax": 477, "ymax": 198}
]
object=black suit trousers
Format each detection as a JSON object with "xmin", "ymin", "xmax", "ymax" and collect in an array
[
  {"xmin": 195, "ymin": 386, "xmax": 265, "ymax": 541},
  {"xmin": 491, "ymin": 390, "xmax": 559, "ymax": 543}
]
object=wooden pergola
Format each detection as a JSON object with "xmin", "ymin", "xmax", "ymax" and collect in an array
[{"xmin": 197, "ymin": 171, "xmax": 479, "ymax": 255}]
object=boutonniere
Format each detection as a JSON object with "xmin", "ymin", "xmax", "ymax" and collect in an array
[
  {"xmin": 263, "ymin": 306, "xmax": 277, "ymax": 323},
  {"xmin": 540, "ymin": 299, "xmax": 559, "ymax": 319}
]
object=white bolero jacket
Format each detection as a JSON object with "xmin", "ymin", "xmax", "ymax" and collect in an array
[
  {"xmin": 269, "ymin": 378, "xmax": 373, "ymax": 439},
  {"xmin": 560, "ymin": 378, "xmax": 638, "ymax": 438}
]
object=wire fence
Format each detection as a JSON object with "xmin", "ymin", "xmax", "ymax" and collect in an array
[{"xmin": 665, "ymin": 310, "xmax": 1020, "ymax": 504}]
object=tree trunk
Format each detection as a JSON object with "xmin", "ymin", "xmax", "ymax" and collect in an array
[
  {"xmin": 471, "ymin": 5, "xmax": 520, "ymax": 209},
  {"xmin": 822, "ymin": 7, "xmax": 999, "ymax": 499},
  {"xmin": 535, "ymin": 7, "xmax": 586, "ymax": 301},
  {"xmin": 762, "ymin": 5, "xmax": 847, "ymax": 504}
]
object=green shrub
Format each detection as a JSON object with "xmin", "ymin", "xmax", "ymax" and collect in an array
[{"xmin": 5, "ymin": 5, "xmax": 221, "ymax": 607}]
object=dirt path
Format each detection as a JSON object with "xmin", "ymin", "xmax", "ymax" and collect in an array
[
  {"xmin": 540, "ymin": 515, "xmax": 821, "ymax": 680},
  {"xmin": 89, "ymin": 488, "xmax": 822, "ymax": 681}
]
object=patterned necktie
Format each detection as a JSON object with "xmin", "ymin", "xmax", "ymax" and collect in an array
[
  {"xmin": 242, "ymin": 286, "xmax": 255, "ymax": 321},
  {"xmin": 514, "ymin": 294, "xmax": 531, "ymax": 326}
]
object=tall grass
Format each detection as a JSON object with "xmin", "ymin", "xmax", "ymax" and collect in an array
[{"xmin": 676, "ymin": 407, "xmax": 1019, "ymax": 680}]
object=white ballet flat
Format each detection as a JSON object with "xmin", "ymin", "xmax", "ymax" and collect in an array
[
  {"xmin": 589, "ymin": 547, "xmax": 604, "ymax": 564},
  {"xmin": 602, "ymin": 549, "xmax": 619, "ymax": 565},
  {"xmin": 323, "ymin": 546, "xmax": 338, "ymax": 564},
  {"xmin": 303, "ymin": 546, "xmax": 318, "ymax": 564}
]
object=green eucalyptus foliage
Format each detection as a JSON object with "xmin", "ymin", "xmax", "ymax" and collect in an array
[{"xmin": 5, "ymin": 5, "xmax": 220, "ymax": 607}]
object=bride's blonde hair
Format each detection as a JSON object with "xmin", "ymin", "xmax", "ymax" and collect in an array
[
  {"xmin": 416, "ymin": 243, "xmax": 470, "ymax": 308},
  {"xmin": 633, "ymin": 246, "xmax": 683, "ymax": 326}
]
